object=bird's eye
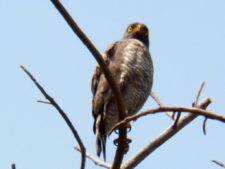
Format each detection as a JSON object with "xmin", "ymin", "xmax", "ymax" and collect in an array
[{"xmin": 127, "ymin": 26, "xmax": 133, "ymax": 33}]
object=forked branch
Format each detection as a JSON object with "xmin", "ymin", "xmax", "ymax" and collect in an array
[
  {"xmin": 150, "ymin": 91, "xmax": 174, "ymax": 120},
  {"xmin": 121, "ymin": 98, "xmax": 211, "ymax": 169},
  {"xmin": 21, "ymin": 65, "xmax": 86, "ymax": 169},
  {"xmin": 111, "ymin": 102, "xmax": 225, "ymax": 133}
]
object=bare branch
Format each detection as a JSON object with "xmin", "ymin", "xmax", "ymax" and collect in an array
[
  {"xmin": 212, "ymin": 160, "xmax": 225, "ymax": 168},
  {"xmin": 194, "ymin": 81, "xmax": 205, "ymax": 107},
  {"xmin": 37, "ymin": 100, "xmax": 51, "ymax": 104},
  {"xmin": 11, "ymin": 163, "xmax": 16, "ymax": 169},
  {"xmin": 150, "ymin": 91, "xmax": 174, "ymax": 120},
  {"xmin": 121, "ymin": 98, "xmax": 211, "ymax": 169},
  {"xmin": 194, "ymin": 82, "xmax": 207, "ymax": 135},
  {"xmin": 75, "ymin": 146, "xmax": 111, "ymax": 169},
  {"xmin": 20, "ymin": 65, "xmax": 86, "ymax": 169},
  {"xmin": 110, "ymin": 99, "xmax": 225, "ymax": 132},
  {"xmin": 173, "ymin": 111, "xmax": 181, "ymax": 128},
  {"xmin": 203, "ymin": 117, "xmax": 208, "ymax": 135},
  {"xmin": 150, "ymin": 91, "xmax": 163, "ymax": 107},
  {"xmin": 50, "ymin": 1, "xmax": 127, "ymax": 168}
]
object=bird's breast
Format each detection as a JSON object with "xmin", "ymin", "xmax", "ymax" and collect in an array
[{"xmin": 118, "ymin": 40, "xmax": 150, "ymax": 84}]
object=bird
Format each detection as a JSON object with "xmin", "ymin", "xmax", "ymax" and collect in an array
[{"xmin": 91, "ymin": 22, "xmax": 154, "ymax": 160}]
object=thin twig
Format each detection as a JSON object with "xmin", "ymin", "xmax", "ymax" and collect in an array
[
  {"xmin": 20, "ymin": 65, "xmax": 86, "ymax": 169},
  {"xmin": 150, "ymin": 92, "xmax": 164, "ymax": 107},
  {"xmin": 50, "ymin": 1, "xmax": 127, "ymax": 168},
  {"xmin": 11, "ymin": 163, "xmax": 16, "ymax": 169},
  {"xmin": 212, "ymin": 160, "xmax": 225, "ymax": 168},
  {"xmin": 121, "ymin": 98, "xmax": 211, "ymax": 169},
  {"xmin": 203, "ymin": 117, "xmax": 208, "ymax": 135},
  {"xmin": 37, "ymin": 100, "xmax": 51, "ymax": 104},
  {"xmin": 194, "ymin": 81, "xmax": 205, "ymax": 107},
  {"xmin": 75, "ymin": 146, "xmax": 111, "ymax": 169},
  {"xmin": 193, "ymin": 82, "xmax": 208, "ymax": 135},
  {"xmin": 110, "ymin": 102, "xmax": 225, "ymax": 133},
  {"xmin": 173, "ymin": 111, "xmax": 181, "ymax": 128},
  {"xmin": 150, "ymin": 91, "xmax": 174, "ymax": 120}
]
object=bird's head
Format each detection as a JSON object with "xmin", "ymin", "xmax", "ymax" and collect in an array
[{"xmin": 123, "ymin": 22, "xmax": 149, "ymax": 47}]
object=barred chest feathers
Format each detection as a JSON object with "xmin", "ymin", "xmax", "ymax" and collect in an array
[
  {"xmin": 113, "ymin": 38, "xmax": 153, "ymax": 116},
  {"xmin": 118, "ymin": 39, "xmax": 152, "ymax": 86}
]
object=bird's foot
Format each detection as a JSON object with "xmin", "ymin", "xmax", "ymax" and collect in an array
[
  {"xmin": 113, "ymin": 137, "xmax": 132, "ymax": 153},
  {"xmin": 114, "ymin": 122, "xmax": 132, "ymax": 134}
]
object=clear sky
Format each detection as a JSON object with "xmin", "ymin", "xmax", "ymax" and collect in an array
[{"xmin": 1, "ymin": 0, "xmax": 225, "ymax": 169}]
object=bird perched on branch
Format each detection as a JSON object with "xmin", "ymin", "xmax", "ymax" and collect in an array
[{"xmin": 91, "ymin": 22, "xmax": 154, "ymax": 160}]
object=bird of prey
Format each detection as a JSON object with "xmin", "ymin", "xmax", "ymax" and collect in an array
[{"xmin": 91, "ymin": 22, "xmax": 154, "ymax": 160}]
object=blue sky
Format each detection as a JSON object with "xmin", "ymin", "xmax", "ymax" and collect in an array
[{"xmin": 1, "ymin": 0, "xmax": 225, "ymax": 169}]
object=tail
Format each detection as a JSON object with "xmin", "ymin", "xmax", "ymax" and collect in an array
[
  {"xmin": 96, "ymin": 133, "xmax": 106, "ymax": 161},
  {"xmin": 95, "ymin": 115, "xmax": 107, "ymax": 161}
]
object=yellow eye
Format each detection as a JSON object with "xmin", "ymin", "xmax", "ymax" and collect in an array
[{"xmin": 127, "ymin": 26, "xmax": 133, "ymax": 33}]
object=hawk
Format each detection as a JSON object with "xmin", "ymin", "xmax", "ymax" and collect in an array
[{"xmin": 91, "ymin": 22, "xmax": 153, "ymax": 160}]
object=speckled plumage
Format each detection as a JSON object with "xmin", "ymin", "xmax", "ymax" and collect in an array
[{"xmin": 91, "ymin": 22, "xmax": 153, "ymax": 160}]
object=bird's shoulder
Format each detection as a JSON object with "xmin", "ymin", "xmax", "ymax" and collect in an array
[
  {"xmin": 91, "ymin": 38, "xmax": 149, "ymax": 95},
  {"xmin": 91, "ymin": 41, "xmax": 119, "ymax": 95}
]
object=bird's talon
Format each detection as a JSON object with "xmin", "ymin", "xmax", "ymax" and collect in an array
[
  {"xmin": 126, "ymin": 123, "xmax": 132, "ymax": 133},
  {"xmin": 113, "ymin": 138, "xmax": 119, "ymax": 146},
  {"xmin": 114, "ymin": 129, "xmax": 119, "ymax": 134},
  {"xmin": 113, "ymin": 137, "xmax": 132, "ymax": 146},
  {"xmin": 126, "ymin": 137, "xmax": 132, "ymax": 144},
  {"xmin": 114, "ymin": 122, "xmax": 131, "ymax": 134}
]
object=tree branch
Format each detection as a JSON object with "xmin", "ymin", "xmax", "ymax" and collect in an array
[
  {"xmin": 212, "ymin": 160, "xmax": 225, "ymax": 168},
  {"xmin": 121, "ymin": 98, "xmax": 211, "ymax": 169},
  {"xmin": 50, "ymin": 1, "xmax": 127, "ymax": 168},
  {"xmin": 150, "ymin": 91, "xmax": 174, "ymax": 120},
  {"xmin": 194, "ymin": 81, "xmax": 205, "ymax": 107},
  {"xmin": 110, "ymin": 99, "xmax": 225, "ymax": 133},
  {"xmin": 75, "ymin": 146, "xmax": 111, "ymax": 169},
  {"xmin": 20, "ymin": 65, "xmax": 86, "ymax": 169}
]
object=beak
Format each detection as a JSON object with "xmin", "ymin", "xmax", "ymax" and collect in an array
[{"xmin": 134, "ymin": 24, "xmax": 147, "ymax": 35}]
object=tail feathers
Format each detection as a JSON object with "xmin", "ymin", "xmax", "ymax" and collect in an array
[
  {"xmin": 102, "ymin": 135, "xmax": 106, "ymax": 161},
  {"xmin": 95, "ymin": 115, "xmax": 107, "ymax": 161},
  {"xmin": 96, "ymin": 132, "xmax": 107, "ymax": 161},
  {"xmin": 96, "ymin": 134, "xmax": 102, "ymax": 156}
]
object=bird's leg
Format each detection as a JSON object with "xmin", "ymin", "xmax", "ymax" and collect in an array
[
  {"xmin": 113, "ymin": 122, "xmax": 132, "ymax": 150},
  {"xmin": 113, "ymin": 109, "xmax": 132, "ymax": 153},
  {"xmin": 114, "ymin": 109, "xmax": 132, "ymax": 134}
]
